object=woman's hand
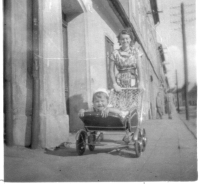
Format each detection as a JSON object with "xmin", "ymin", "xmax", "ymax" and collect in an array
[
  {"xmin": 113, "ymin": 83, "xmax": 122, "ymax": 92},
  {"xmin": 78, "ymin": 109, "xmax": 85, "ymax": 117},
  {"xmin": 101, "ymin": 107, "xmax": 110, "ymax": 118},
  {"xmin": 138, "ymin": 83, "xmax": 145, "ymax": 91}
]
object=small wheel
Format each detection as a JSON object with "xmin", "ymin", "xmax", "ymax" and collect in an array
[
  {"xmin": 141, "ymin": 128, "xmax": 146, "ymax": 137},
  {"xmin": 135, "ymin": 140, "xmax": 141, "ymax": 157},
  {"xmin": 88, "ymin": 145, "xmax": 95, "ymax": 151},
  {"xmin": 88, "ymin": 132, "xmax": 96, "ymax": 151},
  {"xmin": 76, "ymin": 132, "xmax": 86, "ymax": 155},
  {"xmin": 142, "ymin": 137, "xmax": 147, "ymax": 151},
  {"xmin": 137, "ymin": 129, "xmax": 143, "ymax": 151},
  {"xmin": 141, "ymin": 129, "xmax": 147, "ymax": 152}
]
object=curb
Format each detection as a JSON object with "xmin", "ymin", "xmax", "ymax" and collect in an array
[{"xmin": 178, "ymin": 114, "xmax": 197, "ymax": 139}]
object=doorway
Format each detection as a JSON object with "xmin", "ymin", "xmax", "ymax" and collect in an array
[{"xmin": 105, "ymin": 37, "xmax": 114, "ymax": 90}]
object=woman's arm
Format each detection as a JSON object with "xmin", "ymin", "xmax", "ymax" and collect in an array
[
  {"xmin": 137, "ymin": 50, "xmax": 144, "ymax": 90},
  {"xmin": 108, "ymin": 107, "xmax": 122, "ymax": 115},
  {"xmin": 110, "ymin": 60, "xmax": 116, "ymax": 84},
  {"xmin": 137, "ymin": 62, "xmax": 142, "ymax": 88},
  {"xmin": 110, "ymin": 60, "xmax": 122, "ymax": 92}
]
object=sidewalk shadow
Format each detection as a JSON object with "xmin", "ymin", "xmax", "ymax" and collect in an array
[{"xmin": 44, "ymin": 146, "xmax": 139, "ymax": 158}]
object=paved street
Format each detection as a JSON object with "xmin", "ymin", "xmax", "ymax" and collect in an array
[{"xmin": 4, "ymin": 111, "xmax": 197, "ymax": 182}]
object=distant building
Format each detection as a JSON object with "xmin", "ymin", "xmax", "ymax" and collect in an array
[
  {"xmin": 4, "ymin": 0, "xmax": 167, "ymax": 148},
  {"xmin": 174, "ymin": 83, "xmax": 197, "ymax": 107},
  {"xmin": 188, "ymin": 84, "xmax": 197, "ymax": 106}
]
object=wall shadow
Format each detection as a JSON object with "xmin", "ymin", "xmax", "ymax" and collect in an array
[
  {"xmin": 44, "ymin": 146, "xmax": 139, "ymax": 158},
  {"xmin": 68, "ymin": 94, "xmax": 89, "ymax": 133}
]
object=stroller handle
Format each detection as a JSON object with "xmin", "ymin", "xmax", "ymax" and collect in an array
[
  {"xmin": 121, "ymin": 87, "xmax": 138, "ymax": 90},
  {"xmin": 111, "ymin": 87, "xmax": 144, "ymax": 91}
]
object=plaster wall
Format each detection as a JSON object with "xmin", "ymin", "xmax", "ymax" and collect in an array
[
  {"xmin": 6, "ymin": 0, "xmax": 69, "ymax": 148},
  {"xmin": 128, "ymin": 0, "xmax": 163, "ymax": 119},
  {"xmin": 67, "ymin": 13, "xmax": 88, "ymax": 132},
  {"xmin": 10, "ymin": 0, "xmax": 33, "ymax": 146},
  {"xmin": 87, "ymin": 9, "xmax": 120, "ymax": 97},
  {"xmin": 118, "ymin": 0, "xmax": 129, "ymax": 15},
  {"xmin": 38, "ymin": 0, "xmax": 69, "ymax": 148}
]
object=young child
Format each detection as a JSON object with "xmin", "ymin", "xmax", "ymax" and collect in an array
[
  {"xmin": 79, "ymin": 88, "xmax": 130, "ymax": 143},
  {"xmin": 78, "ymin": 88, "xmax": 128, "ymax": 118}
]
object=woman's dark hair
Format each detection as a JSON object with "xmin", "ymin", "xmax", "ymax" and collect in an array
[{"xmin": 117, "ymin": 28, "xmax": 136, "ymax": 46}]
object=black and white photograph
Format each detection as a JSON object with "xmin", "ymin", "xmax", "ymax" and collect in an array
[{"xmin": 1, "ymin": 0, "xmax": 197, "ymax": 182}]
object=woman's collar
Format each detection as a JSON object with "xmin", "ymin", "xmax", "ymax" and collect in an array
[
  {"xmin": 119, "ymin": 46, "xmax": 134, "ymax": 56},
  {"xmin": 120, "ymin": 46, "xmax": 130, "ymax": 52},
  {"xmin": 120, "ymin": 44, "xmax": 136, "ymax": 51}
]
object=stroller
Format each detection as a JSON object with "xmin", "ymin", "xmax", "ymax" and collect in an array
[{"xmin": 76, "ymin": 88, "xmax": 147, "ymax": 157}]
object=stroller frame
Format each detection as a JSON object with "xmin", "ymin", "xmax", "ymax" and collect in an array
[{"xmin": 76, "ymin": 89, "xmax": 147, "ymax": 157}]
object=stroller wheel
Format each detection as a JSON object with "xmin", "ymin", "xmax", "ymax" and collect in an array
[
  {"xmin": 141, "ymin": 129, "xmax": 147, "ymax": 152},
  {"xmin": 88, "ymin": 133, "xmax": 96, "ymax": 151},
  {"xmin": 141, "ymin": 128, "xmax": 146, "ymax": 137},
  {"xmin": 142, "ymin": 136, "xmax": 147, "ymax": 151},
  {"xmin": 88, "ymin": 145, "xmax": 95, "ymax": 151},
  {"xmin": 135, "ymin": 140, "xmax": 142, "ymax": 158},
  {"xmin": 76, "ymin": 131, "xmax": 86, "ymax": 155}
]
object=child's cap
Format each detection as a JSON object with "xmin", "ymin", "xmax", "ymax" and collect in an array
[{"xmin": 94, "ymin": 88, "xmax": 109, "ymax": 97}]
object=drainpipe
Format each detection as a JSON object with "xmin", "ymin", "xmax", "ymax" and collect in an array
[
  {"xmin": 4, "ymin": 0, "xmax": 13, "ymax": 146},
  {"xmin": 31, "ymin": 0, "xmax": 40, "ymax": 149}
]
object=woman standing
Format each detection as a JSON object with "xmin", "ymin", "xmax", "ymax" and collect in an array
[
  {"xmin": 109, "ymin": 28, "xmax": 144, "ymax": 112},
  {"xmin": 110, "ymin": 28, "xmax": 143, "ymax": 92}
]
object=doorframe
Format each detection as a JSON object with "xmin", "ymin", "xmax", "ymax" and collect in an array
[
  {"xmin": 105, "ymin": 36, "xmax": 114, "ymax": 90},
  {"xmin": 62, "ymin": 12, "xmax": 69, "ymax": 114}
]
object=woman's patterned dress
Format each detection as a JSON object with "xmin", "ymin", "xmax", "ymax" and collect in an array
[
  {"xmin": 109, "ymin": 46, "xmax": 143, "ymax": 111},
  {"xmin": 110, "ymin": 46, "xmax": 142, "ymax": 88}
]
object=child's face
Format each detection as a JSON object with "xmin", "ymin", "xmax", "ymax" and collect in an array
[
  {"xmin": 119, "ymin": 34, "xmax": 131, "ymax": 48},
  {"xmin": 93, "ymin": 96, "xmax": 108, "ymax": 112}
]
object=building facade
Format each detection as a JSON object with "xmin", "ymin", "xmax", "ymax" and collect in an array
[
  {"xmin": 4, "ymin": 0, "xmax": 167, "ymax": 148},
  {"xmin": 119, "ymin": 0, "xmax": 167, "ymax": 118}
]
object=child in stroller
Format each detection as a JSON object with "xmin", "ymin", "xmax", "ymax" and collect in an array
[
  {"xmin": 79, "ymin": 88, "xmax": 129, "ymax": 141},
  {"xmin": 79, "ymin": 88, "xmax": 129, "ymax": 119},
  {"xmin": 77, "ymin": 88, "xmax": 147, "ymax": 157}
]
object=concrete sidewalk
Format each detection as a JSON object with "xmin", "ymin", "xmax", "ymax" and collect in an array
[
  {"xmin": 4, "ymin": 112, "xmax": 198, "ymax": 182},
  {"xmin": 178, "ymin": 106, "xmax": 197, "ymax": 139},
  {"xmin": 178, "ymin": 114, "xmax": 197, "ymax": 139}
]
